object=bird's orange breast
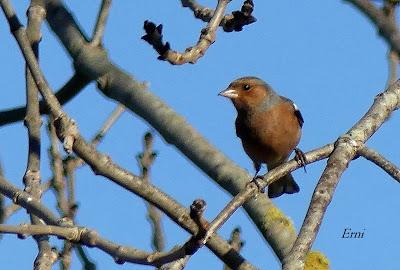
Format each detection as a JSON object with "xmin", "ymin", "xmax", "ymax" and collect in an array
[{"xmin": 235, "ymin": 101, "xmax": 301, "ymax": 166}]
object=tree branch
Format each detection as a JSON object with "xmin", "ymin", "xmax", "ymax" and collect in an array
[
  {"xmin": 137, "ymin": 132, "xmax": 165, "ymax": 252},
  {"xmin": 223, "ymin": 227, "xmax": 244, "ymax": 270},
  {"xmin": 181, "ymin": 0, "xmax": 256, "ymax": 32},
  {"xmin": 358, "ymin": 146, "xmax": 400, "ymax": 183},
  {"xmin": 24, "ymin": 1, "xmax": 58, "ymax": 268},
  {"xmin": 91, "ymin": 0, "xmax": 112, "ymax": 46},
  {"xmin": 345, "ymin": 0, "xmax": 400, "ymax": 54},
  {"xmin": 283, "ymin": 81, "xmax": 400, "ymax": 270},
  {"xmin": 142, "ymin": 0, "xmax": 231, "ymax": 64},
  {"xmin": 387, "ymin": 49, "xmax": 399, "ymax": 87}
]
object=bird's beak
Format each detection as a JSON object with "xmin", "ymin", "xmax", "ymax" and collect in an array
[{"xmin": 218, "ymin": 88, "xmax": 238, "ymax": 99}]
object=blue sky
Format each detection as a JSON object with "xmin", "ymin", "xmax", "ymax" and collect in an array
[{"xmin": 0, "ymin": 1, "xmax": 399, "ymax": 269}]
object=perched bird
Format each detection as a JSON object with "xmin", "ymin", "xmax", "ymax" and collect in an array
[{"xmin": 219, "ymin": 76, "xmax": 304, "ymax": 198}]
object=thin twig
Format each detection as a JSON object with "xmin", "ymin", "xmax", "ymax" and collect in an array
[
  {"xmin": 0, "ymin": 162, "xmax": 4, "ymax": 225},
  {"xmin": 48, "ymin": 117, "xmax": 69, "ymax": 215},
  {"xmin": 387, "ymin": 49, "xmax": 399, "ymax": 87},
  {"xmin": 91, "ymin": 0, "xmax": 112, "ymax": 46},
  {"xmin": 75, "ymin": 246, "xmax": 96, "ymax": 270},
  {"xmin": 358, "ymin": 146, "xmax": 400, "ymax": 182},
  {"xmin": 345, "ymin": 0, "xmax": 400, "ymax": 54},
  {"xmin": 48, "ymin": 116, "xmax": 76, "ymax": 270},
  {"xmin": 181, "ymin": 0, "xmax": 256, "ymax": 32},
  {"xmin": 142, "ymin": 0, "xmax": 233, "ymax": 64},
  {"xmin": 137, "ymin": 132, "xmax": 165, "ymax": 252},
  {"xmin": 283, "ymin": 82, "xmax": 400, "ymax": 270},
  {"xmin": 91, "ymin": 104, "xmax": 125, "ymax": 147},
  {"xmin": 383, "ymin": 2, "xmax": 399, "ymax": 87},
  {"xmin": 223, "ymin": 228, "xmax": 244, "ymax": 270}
]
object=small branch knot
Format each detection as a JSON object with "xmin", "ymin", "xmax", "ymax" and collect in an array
[
  {"xmin": 113, "ymin": 246, "xmax": 126, "ymax": 265},
  {"xmin": 53, "ymin": 115, "xmax": 79, "ymax": 154},
  {"xmin": 12, "ymin": 191, "xmax": 22, "ymax": 204},
  {"xmin": 80, "ymin": 229, "xmax": 98, "ymax": 247}
]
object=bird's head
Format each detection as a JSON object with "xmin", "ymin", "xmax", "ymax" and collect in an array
[{"xmin": 219, "ymin": 76, "xmax": 275, "ymax": 112}]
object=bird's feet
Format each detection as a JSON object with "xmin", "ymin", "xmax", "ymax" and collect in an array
[
  {"xmin": 294, "ymin": 148, "xmax": 307, "ymax": 173},
  {"xmin": 246, "ymin": 175, "xmax": 265, "ymax": 193}
]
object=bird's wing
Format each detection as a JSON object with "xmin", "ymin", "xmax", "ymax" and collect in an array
[{"xmin": 280, "ymin": 96, "xmax": 304, "ymax": 128}]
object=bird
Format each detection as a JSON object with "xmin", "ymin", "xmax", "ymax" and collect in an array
[{"xmin": 219, "ymin": 76, "xmax": 304, "ymax": 198}]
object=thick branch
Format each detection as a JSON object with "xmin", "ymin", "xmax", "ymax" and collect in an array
[{"xmin": 283, "ymin": 81, "xmax": 400, "ymax": 270}]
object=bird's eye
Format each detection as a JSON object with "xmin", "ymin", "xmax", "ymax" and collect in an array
[{"xmin": 243, "ymin": 84, "xmax": 251, "ymax": 91}]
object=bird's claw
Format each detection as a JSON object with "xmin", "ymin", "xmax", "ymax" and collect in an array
[
  {"xmin": 247, "ymin": 175, "xmax": 265, "ymax": 193},
  {"xmin": 294, "ymin": 148, "xmax": 307, "ymax": 173}
]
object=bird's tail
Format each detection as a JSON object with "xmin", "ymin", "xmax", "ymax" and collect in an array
[{"xmin": 268, "ymin": 173, "xmax": 300, "ymax": 198}]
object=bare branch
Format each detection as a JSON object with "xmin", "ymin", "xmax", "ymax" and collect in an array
[
  {"xmin": 0, "ymin": 162, "xmax": 4, "ymax": 225},
  {"xmin": 48, "ymin": 118, "xmax": 70, "ymax": 216},
  {"xmin": 75, "ymin": 246, "xmax": 96, "ymax": 270},
  {"xmin": 387, "ymin": 49, "xmax": 399, "ymax": 87},
  {"xmin": 223, "ymin": 228, "xmax": 244, "ymax": 270},
  {"xmin": 345, "ymin": 0, "xmax": 400, "ymax": 54},
  {"xmin": 142, "ymin": 0, "xmax": 253, "ymax": 64},
  {"xmin": 24, "ymin": 1, "xmax": 57, "ymax": 268},
  {"xmin": 3, "ymin": 180, "xmax": 52, "ymax": 221},
  {"xmin": 91, "ymin": 104, "xmax": 125, "ymax": 147},
  {"xmin": 358, "ymin": 146, "xmax": 400, "ymax": 182},
  {"xmin": 181, "ymin": 0, "xmax": 256, "ymax": 32},
  {"xmin": 159, "ymin": 257, "xmax": 191, "ymax": 270},
  {"xmin": 137, "ymin": 132, "xmax": 165, "ymax": 252},
  {"xmin": 91, "ymin": 0, "xmax": 112, "ymax": 46},
  {"xmin": 283, "ymin": 81, "xmax": 400, "ymax": 270}
]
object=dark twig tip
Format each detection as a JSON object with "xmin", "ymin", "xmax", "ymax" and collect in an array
[{"xmin": 190, "ymin": 199, "xmax": 206, "ymax": 218}]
